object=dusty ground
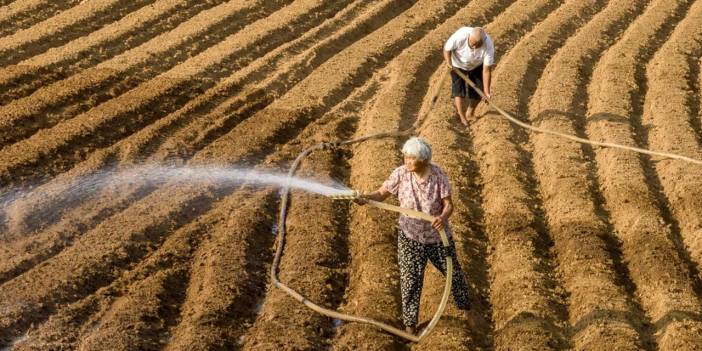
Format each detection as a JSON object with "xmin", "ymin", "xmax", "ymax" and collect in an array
[{"xmin": 1, "ymin": 0, "xmax": 702, "ymax": 349}]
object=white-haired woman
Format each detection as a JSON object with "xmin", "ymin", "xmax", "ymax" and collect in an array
[{"xmin": 356, "ymin": 137, "xmax": 470, "ymax": 334}]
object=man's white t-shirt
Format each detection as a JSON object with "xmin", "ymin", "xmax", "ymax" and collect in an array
[{"xmin": 444, "ymin": 27, "xmax": 495, "ymax": 71}]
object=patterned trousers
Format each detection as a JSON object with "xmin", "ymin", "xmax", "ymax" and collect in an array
[{"xmin": 397, "ymin": 230, "xmax": 471, "ymax": 328}]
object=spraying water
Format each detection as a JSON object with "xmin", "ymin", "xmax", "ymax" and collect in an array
[{"xmin": 0, "ymin": 165, "xmax": 354, "ymax": 237}]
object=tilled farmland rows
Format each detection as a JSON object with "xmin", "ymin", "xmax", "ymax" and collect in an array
[
  {"xmin": 0, "ymin": 0, "xmax": 156, "ymax": 66},
  {"xmin": 0, "ymin": 0, "xmax": 83, "ymax": 38},
  {"xmin": 639, "ymin": 0, "xmax": 702, "ymax": 347},
  {"xmin": 0, "ymin": 0, "xmax": 231, "ymax": 105},
  {"xmin": 0, "ymin": 0, "xmax": 295, "ymax": 145},
  {"xmin": 0, "ymin": 3, "xmax": 431, "ymax": 329},
  {"xmin": 0, "ymin": 0, "xmax": 384, "ymax": 340},
  {"xmin": 526, "ymin": 0, "xmax": 694, "ymax": 348},
  {"xmin": 0, "ymin": 0, "xmax": 485, "ymax": 346},
  {"xmin": 586, "ymin": 0, "xmax": 702, "ymax": 349},
  {"xmin": 145, "ymin": 0, "xmax": 413, "ymax": 162},
  {"xmin": 0, "ymin": 0, "xmax": 405, "ymax": 250},
  {"xmin": 3, "ymin": 0, "xmax": 702, "ymax": 349},
  {"xmin": 341, "ymin": 1, "xmax": 569, "ymax": 349},
  {"xmin": 473, "ymin": 0, "xmax": 632, "ymax": 349},
  {"xmin": 0, "ymin": 0, "xmax": 367, "ymax": 273},
  {"xmin": 9, "ymin": 78, "xmax": 366, "ymax": 349},
  {"xmin": 0, "ymin": 0, "xmax": 299, "ymax": 157},
  {"xmin": 644, "ymin": 0, "xmax": 702, "ymax": 288}
]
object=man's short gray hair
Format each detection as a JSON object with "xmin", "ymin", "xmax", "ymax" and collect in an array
[{"xmin": 401, "ymin": 137, "xmax": 432, "ymax": 162}]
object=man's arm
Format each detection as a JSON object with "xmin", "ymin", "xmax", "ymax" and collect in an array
[
  {"xmin": 443, "ymin": 49, "xmax": 453, "ymax": 69},
  {"xmin": 482, "ymin": 65, "xmax": 492, "ymax": 98}
]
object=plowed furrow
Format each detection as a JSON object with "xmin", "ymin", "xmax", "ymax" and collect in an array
[
  {"xmin": 640, "ymin": 0, "xmax": 702, "ymax": 346},
  {"xmin": 0, "ymin": 0, "xmax": 453, "ymax": 339},
  {"xmin": 0, "ymin": 183, "xmax": 216, "ymax": 345},
  {"xmin": 161, "ymin": 191, "xmax": 277, "ymax": 350},
  {"xmin": 143, "ymin": 0, "xmax": 410, "ymax": 161},
  {"xmin": 169, "ymin": 81, "xmax": 369, "ymax": 351},
  {"xmin": 413, "ymin": 72, "xmax": 493, "ymax": 350},
  {"xmin": 0, "ymin": 0, "xmax": 225, "ymax": 105},
  {"xmin": 0, "ymin": 0, "xmax": 399, "ymax": 293},
  {"xmin": 0, "ymin": 0, "xmax": 155, "ymax": 67},
  {"xmin": 332, "ymin": 0, "xmax": 562, "ymax": 349},
  {"xmin": 10, "ymin": 195, "xmax": 230, "ymax": 350},
  {"xmin": 9, "ymin": 91, "xmax": 351, "ymax": 350},
  {"xmin": 699, "ymin": 58, "xmax": 702, "ymax": 138},
  {"xmin": 194, "ymin": 0, "xmax": 470, "ymax": 168},
  {"xmin": 74, "ymin": 268, "xmax": 187, "ymax": 350},
  {"xmin": 587, "ymin": 0, "xmax": 701, "ymax": 349},
  {"xmin": 0, "ymin": 0, "xmax": 350, "ymax": 186},
  {"xmin": 693, "ymin": 58, "xmax": 702, "ymax": 146},
  {"xmin": 525, "ymin": 0, "xmax": 671, "ymax": 349},
  {"xmin": 241, "ymin": 143, "xmax": 352, "ymax": 350},
  {"xmin": 337, "ymin": 82, "xmax": 404, "ymax": 350},
  {"xmin": 74, "ymin": 189, "xmax": 276, "ymax": 351},
  {"xmin": 0, "ymin": 0, "xmax": 82, "ymax": 38},
  {"xmin": 470, "ymin": 0, "xmax": 622, "ymax": 348},
  {"xmin": 0, "ymin": 0, "xmax": 292, "ymax": 152},
  {"xmin": 327, "ymin": 1, "xmax": 520, "ymax": 349}
]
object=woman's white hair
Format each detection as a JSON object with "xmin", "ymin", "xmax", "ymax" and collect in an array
[{"xmin": 401, "ymin": 137, "xmax": 432, "ymax": 162}]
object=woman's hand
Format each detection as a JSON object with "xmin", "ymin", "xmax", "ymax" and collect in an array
[
  {"xmin": 352, "ymin": 192, "xmax": 368, "ymax": 205},
  {"xmin": 432, "ymin": 216, "xmax": 445, "ymax": 231},
  {"xmin": 353, "ymin": 196, "xmax": 367, "ymax": 206},
  {"xmin": 354, "ymin": 188, "xmax": 392, "ymax": 205}
]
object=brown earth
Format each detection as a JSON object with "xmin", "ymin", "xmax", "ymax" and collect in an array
[{"xmin": 2, "ymin": 0, "xmax": 702, "ymax": 349}]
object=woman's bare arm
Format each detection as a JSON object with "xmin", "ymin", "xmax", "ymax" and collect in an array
[
  {"xmin": 363, "ymin": 186, "xmax": 392, "ymax": 201},
  {"xmin": 432, "ymin": 196, "xmax": 453, "ymax": 230}
]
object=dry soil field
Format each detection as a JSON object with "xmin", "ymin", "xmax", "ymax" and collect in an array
[{"xmin": 1, "ymin": 0, "xmax": 702, "ymax": 350}]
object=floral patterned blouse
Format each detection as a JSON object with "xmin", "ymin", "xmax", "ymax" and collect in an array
[{"xmin": 382, "ymin": 164, "xmax": 452, "ymax": 244}]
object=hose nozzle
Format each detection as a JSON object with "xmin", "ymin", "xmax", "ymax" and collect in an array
[{"xmin": 329, "ymin": 190, "xmax": 361, "ymax": 200}]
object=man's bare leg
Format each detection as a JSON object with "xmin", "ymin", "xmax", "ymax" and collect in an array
[
  {"xmin": 465, "ymin": 98, "xmax": 480, "ymax": 123},
  {"xmin": 454, "ymin": 96, "xmax": 469, "ymax": 126}
]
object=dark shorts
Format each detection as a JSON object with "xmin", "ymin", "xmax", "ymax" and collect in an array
[{"xmin": 451, "ymin": 65, "xmax": 483, "ymax": 100}]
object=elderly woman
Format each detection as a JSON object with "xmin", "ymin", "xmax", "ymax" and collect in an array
[{"xmin": 356, "ymin": 137, "xmax": 470, "ymax": 334}]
